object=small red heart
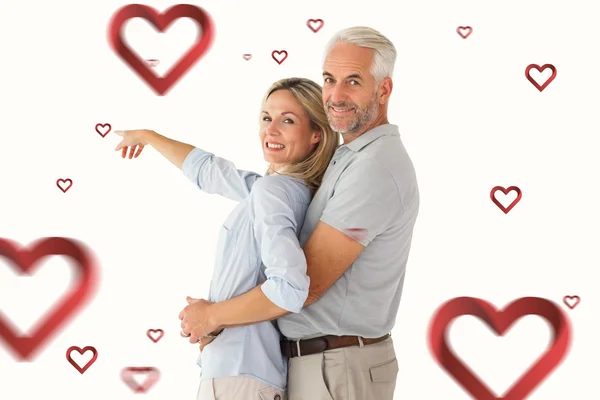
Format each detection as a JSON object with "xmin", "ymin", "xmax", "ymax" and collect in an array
[
  {"xmin": 271, "ymin": 50, "xmax": 288, "ymax": 65},
  {"xmin": 428, "ymin": 297, "xmax": 571, "ymax": 399},
  {"xmin": 56, "ymin": 178, "xmax": 73, "ymax": 193},
  {"xmin": 121, "ymin": 367, "xmax": 160, "ymax": 393},
  {"xmin": 0, "ymin": 237, "xmax": 99, "ymax": 360},
  {"xmin": 490, "ymin": 186, "xmax": 521, "ymax": 214},
  {"xmin": 66, "ymin": 346, "xmax": 98, "ymax": 374},
  {"xmin": 146, "ymin": 328, "xmax": 164, "ymax": 343},
  {"xmin": 525, "ymin": 64, "xmax": 557, "ymax": 92},
  {"xmin": 242, "ymin": 54, "xmax": 252, "ymax": 60},
  {"xmin": 343, "ymin": 228, "xmax": 368, "ymax": 242},
  {"xmin": 456, "ymin": 26, "xmax": 472, "ymax": 39},
  {"xmin": 146, "ymin": 59, "xmax": 160, "ymax": 67},
  {"xmin": 562, "ymin": 295, "xmax": 580, "ymax": 310},
  {"xmin": 307, "ymin": 19, "xmax": 324, "ymax": 33},
  {"xmin": 95, "ymin": 123, "xmax": 111, "ymax": 138},
  {"xmin": 108, "ymin": 4, "xmax": 215, "ymax": 95}
]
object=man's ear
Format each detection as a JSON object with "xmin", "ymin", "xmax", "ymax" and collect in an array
[{"xmin": 378, "ymin": 77, "xmax": 393, "ymax": 105}]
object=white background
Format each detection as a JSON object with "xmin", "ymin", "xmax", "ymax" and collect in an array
[{"xmin": 1, "ymin": 0, "xmax": 599, "ymax": 398}]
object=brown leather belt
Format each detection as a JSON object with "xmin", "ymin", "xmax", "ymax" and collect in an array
[{"xmin": 281, "ymin": 333, "xmax": 390, "ymax": 358}]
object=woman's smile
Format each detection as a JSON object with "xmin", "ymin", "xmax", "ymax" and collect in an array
[{"xmin": 266, "ymin": 141, "xmax": 286, "ymax": 151}]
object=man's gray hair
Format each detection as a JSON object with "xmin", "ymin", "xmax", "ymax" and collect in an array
[{"xmin": 323, "ymin": 26, "xmax": 397, "ymax": 83}]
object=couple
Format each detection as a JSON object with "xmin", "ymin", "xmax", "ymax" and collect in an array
[{"xmin": 114, "ymin": 26, "xmax": 419, "ymax": 400}]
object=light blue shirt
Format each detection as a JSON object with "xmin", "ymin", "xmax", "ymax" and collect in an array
[{"xmin": 181, "ymin": 147, "xmax": 312, "ymax": 391}]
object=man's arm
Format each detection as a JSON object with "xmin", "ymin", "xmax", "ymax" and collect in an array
[
  {"xmin": 204, "ymin": 159, "xmax": 399, "ymax": 332},
  {"xmin": 208, "ymin": 220, "xmax": 365, "ymax": 329}
]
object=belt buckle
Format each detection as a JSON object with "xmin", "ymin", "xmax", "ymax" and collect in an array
[{"xmin": 295, "ymin": 339, "xmax": 302, "ymax": 357}]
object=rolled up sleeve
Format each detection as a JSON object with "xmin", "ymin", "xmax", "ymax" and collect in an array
[
  {"xmin": 182, "ymin": 147, "xmax": 263, "ymax": 202},
  {"xmin": 250, "ymin": 178, "xmax": 310, "ymax": 313}
]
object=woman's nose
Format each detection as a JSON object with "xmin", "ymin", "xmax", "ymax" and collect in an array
[{"xmin": 265, "ymin": 124, "xmax": 280, "ymax": 136}]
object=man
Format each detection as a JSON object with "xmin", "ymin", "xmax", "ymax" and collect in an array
[{"xmin": 180, "ymin": 26, "xmax": 419, "ymax": 399}]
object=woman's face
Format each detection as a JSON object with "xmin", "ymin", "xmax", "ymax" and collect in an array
[{"xmin": 260, "ymin": 89, "xmax": 321, "ymax": 170}]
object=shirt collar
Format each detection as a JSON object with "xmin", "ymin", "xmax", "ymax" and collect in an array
[{"xmin": 343, "ymin": 124, "xmax": 400, "ymax": 153}]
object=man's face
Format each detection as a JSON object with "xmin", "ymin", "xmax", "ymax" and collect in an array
[{"xmin": 322, "ymin": 42, "xmax": 380, "ymax": 135}]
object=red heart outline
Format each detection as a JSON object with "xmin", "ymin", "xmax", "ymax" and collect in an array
[
  {"xmin": 307, "ymin": 19, "xmax": 324, "ymax": 33},
  {"xmin": 428, "ymin": 297, "xmax": 571, "ymax": 400},
  {"xmin": 490, "ymin": 186, "xmax": 521, "ymax": 214},
  {"xmin": 146, "ymin": 328, "xmax": 164, "ymax": 343},
  {"xmin": 343, "ymin": 228, "xmax": 368, "ymax": 242},
  {"xmin": 271, "ymin": 50, "xmax": 288, "ymax": 65},
  {"xmin": 457, "ymin": 26, "xmax": 473, "ymax": 39},
  {"xmin": 121, "ymin": 366, "xmax": 160, "ymax": 393},
  {"xmin": 525, "ymin": 64, "xmax": 557, "ymax": 92},
  {"xmin": 146, "ymin": 59, "xmax": 160, "ymax": 67},
  {"xmin": 562, "ymin": 295, "xmax": 580, "ymax": 310},
  {"xmin": 108, "ymin": 4, "xmax": 215, "ymax": 95},
  {"xmin": 66, "ymin": 345, "xmax": 98, "ymax": 374},
  {"xmin": 0, "ymin": 237, "xmax": 99, "ymax": 361},
  {"xmin": 56, "ymin": 178, "xmax": 73, "ymax": 193},
  {"xmin": 95, "ymin": 123, "xmax": 111, "ymax": 138}
]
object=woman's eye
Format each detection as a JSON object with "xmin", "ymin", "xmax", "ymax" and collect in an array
[
  {"xmin": 284, "ymin": 118, "xmax": 294, "ymax": 124},
  {"xmin": 262, "ymin": 117, "xmax": 271, "ymax": 122}
]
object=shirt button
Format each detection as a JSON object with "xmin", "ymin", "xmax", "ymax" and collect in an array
[{"xmin": 332, "ymin": 160, "xmax": 336, "ymax": 165}]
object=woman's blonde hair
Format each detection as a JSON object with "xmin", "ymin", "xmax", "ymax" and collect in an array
[{"xmin": 262, "ymin": 77, "xmax": 339, "ymax": 193}]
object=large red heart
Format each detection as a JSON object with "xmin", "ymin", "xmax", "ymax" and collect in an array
[
  {"xmin": 0, "ymin": 237, "xmax": 98, "ymax": 361},
  {"xmin": 108, "ymin": 4, "xmax": 215, "ymax": 95},
  {"xmin": 428, "ymin": 297, "xmax": 571, "ymax": 399}
]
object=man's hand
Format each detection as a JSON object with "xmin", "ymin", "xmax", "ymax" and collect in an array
[{"xmin": 179, "ymin": 296, "xmax": 220, "ymax": 344}]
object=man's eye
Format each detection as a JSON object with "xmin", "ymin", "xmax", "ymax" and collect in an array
[
  {"xmin": 350, "ymin": 80, "xmax": 359, "ymax": 85},
  {"xmin": 325, "ymin": 78, "xmax": 333, "ymax": 83}
]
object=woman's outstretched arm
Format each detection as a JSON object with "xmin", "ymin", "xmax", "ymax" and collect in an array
[
  {"xmin": 141, "ymin": 130, "xmax": 195, "ymax": 169},
  {"xmin": 115, "ymin": 129, "xmax": 263, "ymax": 201},
  {"xmin": 114, "ymin": 129, "xmax": 194, "ymax": 168}
]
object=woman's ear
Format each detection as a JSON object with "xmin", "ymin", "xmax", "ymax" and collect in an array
[{"xmin": 311, "ymin": 129, "xmax": 322, "ymax": 145}]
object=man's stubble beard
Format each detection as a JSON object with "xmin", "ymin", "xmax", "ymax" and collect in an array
[{"xmin": 326, "ymin": 93, "xmax": 379, "ymax": 138}]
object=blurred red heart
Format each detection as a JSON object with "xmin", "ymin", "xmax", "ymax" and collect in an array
[{"xmin": 0, "ymin": 237, "xmax": 98, "ymax": 360}]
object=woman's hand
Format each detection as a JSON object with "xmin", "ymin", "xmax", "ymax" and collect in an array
[{"xmin": 114, "ymin": 129, "xmax": 154, "ymax": 159}]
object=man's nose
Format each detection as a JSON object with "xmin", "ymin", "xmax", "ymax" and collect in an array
[{"xmin": 329, "ymin": 84, "xmax": 347, "ymax": 104}]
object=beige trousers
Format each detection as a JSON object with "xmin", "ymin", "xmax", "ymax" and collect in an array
[
  {"xmin": 287, "ymin": 336, "xmax": 398, "ymax": 400},
  {"xmin": 196, "ymin": 375, "xmax": 286, "ymax": 400}
]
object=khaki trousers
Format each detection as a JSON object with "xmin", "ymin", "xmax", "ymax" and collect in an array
[
  {"xmin": 196, "ymin": 375, "xmax": 286, "ymax": 400},
  {"xmin": 287, "ymin": 336, "xmax": 398, "ymax": 400}
]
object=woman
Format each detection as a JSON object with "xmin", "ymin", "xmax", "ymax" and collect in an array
[{"xmin": 113, "ymin": 78, "xmax": 339, "ymax": 400}]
